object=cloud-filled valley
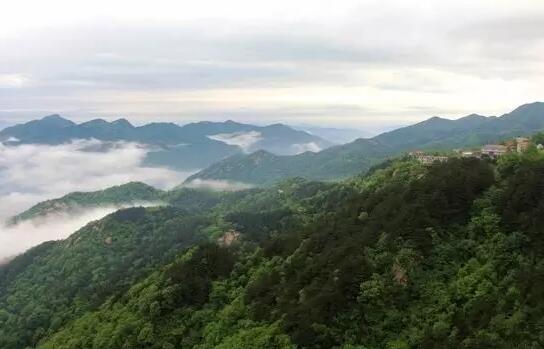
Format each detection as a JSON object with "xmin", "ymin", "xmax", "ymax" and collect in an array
[
  {"xmin": 0, "ymin": 204, "xmax": 163, "ymax": 263},
  {"xmin": 0, "ymin": 139, "xmax": 193, "ymax": 260}
]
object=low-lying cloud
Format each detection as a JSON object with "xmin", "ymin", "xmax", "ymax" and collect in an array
[
  {"xmin": 291, "ymin": 142, "xmax": 322, "ymax": 154},
  {"xmin": 184, "ymin": 178, "xmax": 254, "ymax": 191},
  {"xmin": 0, "ymin": 139, "xmax": 194, "ymax": 261},
  {"xmin": 0, "ymin": 203, "xmax": 162, "ymax": 262},
  {"xmin": 208, "ymin": 131, "xmax": 263, "ymax": 152},
  {"xmin": 0, "ymin": 139, "xmax": 193, "ymax": 221}
]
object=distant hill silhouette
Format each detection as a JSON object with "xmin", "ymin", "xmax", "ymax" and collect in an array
[
  {"xmin": 187, "ymin": 102, "xmax": 544, "ymax": 184},
  {"xmin": 0, "ymin": 116, "xmax": 332, "ymax": 170}
]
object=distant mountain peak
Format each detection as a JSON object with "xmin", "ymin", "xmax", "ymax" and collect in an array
[
  {"xmin": 81, "ymin": 118, "xmax": 109, "ymax": 126},
  {"xmin": 462, "ymin": 113, "xmax": 487, "ymax": 119},
  {"xmin": 223, "ymin": 120, "xmax": 246, "ymax": 127},
  {"xmin": 266, "ymin": 123, "xmax": 288, "ymax": 128},
  {"xmin": 41, "ymin": 114, "xmax": 64, "ymax": 121},
  {"xmin": 112, "ymin": 118, "xmax": 133, "ymax": 128},
  {"xmin": 509, "ymin": 101, "xmax": 544, "ymax": 114},
  {"xmin": 39, "ymin": 114, "xmax": 75, "ymax": 127},
  {"xmin": 427, "ymin": 116, "xmax": 449, "ymax": 122}
]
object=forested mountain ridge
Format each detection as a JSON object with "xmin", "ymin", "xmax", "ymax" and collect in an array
[
  {"xmin": 188, "ymin": 102, "xmax": 544, "ymax": 185},
  {"xmin": 185, "ymin": 138, "xmax": 392, "ymax": 185},
  {"xmin": 373, "ymin": 101, "xmax": 544, "ymax": 149},
  {"xmin": 2, "ymin": 149, "xmax": 544, "ymax": 348},
  {"xmin": 8, "ymin": 182, "xmax": 164, "ymax": 224},
  {"xmin": 0, "ymin": 116, "xmax": 331, "ymax": 170},
  {"xmin": 0, "ymin": 178, "xmax": 335, "ymax": 349}
]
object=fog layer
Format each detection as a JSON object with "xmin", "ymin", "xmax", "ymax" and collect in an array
[
  {"xmin": 0, "ymin": 139, "xmax": 193, "ymax": 261},
  {"xmin": 0, "ymin": 203, "xmax": 162, "ymax": 262},
  {"xmin": 0, "ymin": 139, "xmax": 193, "ymax": 220}
]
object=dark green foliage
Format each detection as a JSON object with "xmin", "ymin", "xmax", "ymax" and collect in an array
[
  {"xmin": 161, "ymin": 187, "xmax": 225, "ymax": 211},
  {"xmin": 226, "ymin": 208, "xmax": 297, "ymax": 241},
  {"xmin": 496, "ymin": 155, "xmax": 544, "ymax": 250},
  {"xmin": 3, "ymin": 153, "xmax": 544, "ymax": 348},
  {"xmin": 0, "ymin": 177, "xmax": 326, "ymax": 349},
  {"xmin": 164, "ymin": 243, "xmax": 237, "ymax": 308},
  {"xmin": 0, "ymin": 207, "xmax": 210, "ymax": 349},
  {"xmin": 532, "ymin": 131, "xmax": 544, "ymax": 145},
  {"xmin": 244, "ymin": 158, "xmax": 495, "ymax": 347},
  {"xmin": 0, "ymin": 241, "xmax": 57, "ymax": 293}
]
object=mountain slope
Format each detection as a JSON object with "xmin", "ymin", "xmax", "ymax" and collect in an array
[
  {"xmin": 8, "ymin": 182, "xmax": 256, "ymax": 225},
  {"xmin": 0, "ymin": 206, "xmax": 211, "ymax": 349},
  {"xmin": 373, "ymin": 102, "xmax": 544, "ymax": 149},
  {"xmin": 188, "ymin": 102, "xmax": 544, "ymax": 185},
  {"xmin": 0, "ymin": 178, "xmax": 332, "ymax": 349},
  {"xmin": 8, "ymin": 182, "xmax": 164, "ymax": 224},
  {"xmin": 2, "ymin": 153, "xmax": 544, "ymax": 348},
  {"xmin": 186, "ymin": 138, "xmax": 392, "ymax": 185},
  {"xmin": 0, "ymin": 115, "xmax": 77, "ymax": 144},
  {"xmin": 0, "ymin": 116, "xmax": 332, "ymax": 170}
]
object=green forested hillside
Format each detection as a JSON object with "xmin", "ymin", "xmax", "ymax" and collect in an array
[
  {"xmin": 0, "ymin": 179, "xmax": 333, "ymax": 349},
  {"xmin": 372, "ymin": 102, "xmax": 544, "ymax": 149},
  {"xmin": 185, "ymin": 138, "xmax": 392, "ymax": 185},
  {"xmin": 187, "ymin": 102, "xmax": 544, "ymax": 185},
  {"xmin": 2, "ymin": 151, "xmax": 544, "ymax": 348},
  {"xmin": 9, "ymin": 182, "xmax": 164, "ymax": 224}
]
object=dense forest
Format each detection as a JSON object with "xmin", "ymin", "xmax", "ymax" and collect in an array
[{"xmin": 1, "ymin": 148, "xmax": 544, "ymax": 348}]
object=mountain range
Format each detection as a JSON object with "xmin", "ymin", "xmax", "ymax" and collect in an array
[
  {"xmin": 7, "ymin": 181, "xmax": 245, "ymax": 225},
  {"xmin": 0, "ymin": 116, "xmax": 332, "ymax": 170},
  {"xmin": 2, "ymin": 102, "xmax": 543, "ymax": 185},
  {"xmin": 187, "ymin": 102, "xmax": 544, "ymax": 185},
  {"xmin": 2, "ymin": 152, "xmax": 544, "ymax": 348},
  {"xmin": 2, "ymin": 102, "xmax": 544, "ymax": 348}
]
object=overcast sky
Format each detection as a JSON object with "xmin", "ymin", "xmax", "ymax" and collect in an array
[{"xmin": 1, "ymin": 0, "xmax": 543, "ymax": 129}]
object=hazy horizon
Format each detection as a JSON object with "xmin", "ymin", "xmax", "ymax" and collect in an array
[
  {"xmin": 2, "ymin": 0, "xmax": 543, "ymax": 129},
  {"xmin": 1, "ymin": 99, "xmax": 540, "ymax": 136}
]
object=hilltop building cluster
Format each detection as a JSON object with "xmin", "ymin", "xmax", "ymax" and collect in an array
[
  {"xmin": 410, "ymin": 136, "xmax": 542, "ymax": 164},
  {"xmin": 479, "ymin": 137, "xmax": 532, "ymax": 158}
]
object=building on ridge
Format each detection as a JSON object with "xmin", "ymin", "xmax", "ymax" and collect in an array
[{"xmin": 481, "ymin": 144, "xmax": 507, "ymax": 158}]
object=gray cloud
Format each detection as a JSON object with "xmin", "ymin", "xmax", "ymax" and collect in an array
[
  {"xmin": 0, "ymin": 1, "xmax": 543, "ymax": 127},
  {"xmin": 0, "ymin": 203, "xmax": 163, "ymax": 262},
  {"xmin": 183, "ymin": 178, "xmax": 253, "ymax": 191},
  {"xmin": 451, "ymin": 14, "xmax": 544, "ymax": 47},
  {"xmin": 208, "ymin": 131, "xmax": 263, "ymax": 152},
  {"xmin": 0, "ymin": 140, "xmax": 193, "ymax": 220},
  {"xmin": 0, "ymin": 139, "xmax": 195, "ymax": 260}
]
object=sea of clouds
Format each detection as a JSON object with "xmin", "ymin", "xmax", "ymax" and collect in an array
[{"xmin": 0, "ymin": 139, "xmax": 194, "ymax": 261}]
